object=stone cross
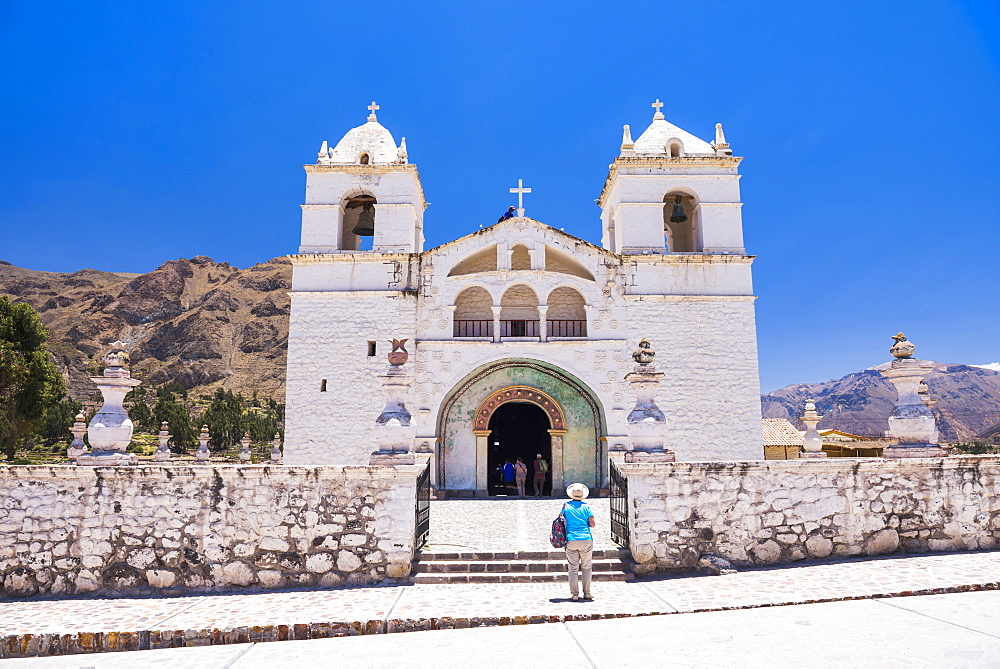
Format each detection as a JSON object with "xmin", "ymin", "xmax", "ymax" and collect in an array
[
  {"xmin": 509, "ymin": 178, "xmax": 531, "ymax": 217},
  {"xmin": 651, "ymin": 99, "xmax": 664, "ymax": 119},
  {"xmin": 367, "ymin": 101, "xmax": 379, "ymax": 122}
]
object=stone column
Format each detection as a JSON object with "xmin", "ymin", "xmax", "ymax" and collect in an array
[
  {"xmin": 196, "ymin": 425, "xmax": 211, "ymax": 463},
  {"xmin": 77, "ymin": 341, "xmax": 140, "ymax": 466},
  {"xmin": 270, "ymin": 433, "xmax": 283, "ymax": 464},
  {"xmin": 67, "ymin": 412, "xmax": 88, "ymax": 462},
  {"xmin": 239, "ymin": 431, "xmax": 252, "ymax": 464},
  {"xmin": 154, "ymin": 421, "xmax": 171, "ymax": 462},
  {"xmin": 474, "ymin": 429, "xmax": 491, "ymax": 491},
  {"xmin": 878, "ymin": 333, "xmax": 946, "ymax": 458},
  {"xmin": 538, "ymin": 305, "xmax": 548, "ymax": 342},
  {"xmin": 371, "ymin": 338, "xmax": 417, "ymax": 465},
  {"xmin": 491, "ymin": 306, "xmax": 502, "ymax": 342},
  {"xmin": 800, "ymin": 400, "xmax": 826, "ymax": 458},
  {"xmin": 624, "ymin": 339, "xmax": 676, "ymax": 463},
  {"xmin": 548, "ymin": 429, "xmax": 566, "ymax": 492}
]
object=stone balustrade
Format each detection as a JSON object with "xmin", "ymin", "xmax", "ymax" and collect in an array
[
  {"xmin": 621, "ymin": 456, "xmax": 1000, "ymax": 574},
  {"xmin": 0, "ymin": 464, "xmax": 422, "ymax": 599}
]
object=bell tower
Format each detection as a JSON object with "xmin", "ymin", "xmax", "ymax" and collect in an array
[
  {"xmin": 299, "ymin": 102, "xmax": 426, "ymax": 254},
  {"xmin": 598, "ymin": 100, "xmax": 745, "ymax": 256}
]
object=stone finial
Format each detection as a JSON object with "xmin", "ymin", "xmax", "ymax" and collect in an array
[
  {"xmin": 196, "ymin": 425, "xmax": 211, "ymax": 463},
  {"xmin": 620, "ymin": 124, "xmax": 635, "ymax": 153},
  {"xmin": 890, "ymin": 332, "xmax": 916, "ymax": 359},
  {"xmin": 239, "ymin": 431, "xmax": 252, "ymax": 464},
  {"xmin": 387, "ymin": 338, "xmax": 409, "ymax": 366},
  {"xmin": 155, "ymin": 421, "xmax": 171, "ymax": 462},
  {"xmin": 67, "ymin": 411, "xmax": 88, "ymax": 462},
  {"xmin": 318, "ymin": 140, "xmax": 329, "ymax": 162},
  {"xmin": 714, "ymin": 123, "xmax": 731, "ymax": 153},
  {"xmin": 800, "ymin": 399, "xmax": 826, "ymax": 458},
  {"xmin": 104, "ymin": 340, "xmax": 130, "ymax": 372},
  {"xmin": 918, "ymin": 380, "xmax": 936, "ymax": 409},
  {"xmin": 78, "ymin": 340, "xmax": 141, "ymax": 466},
  {"xmin": 270, "ymin": 432, "xmax": 282, "ymax": 465},
  {"xmin": 632, "ymin": 338, "xmax": 655, "ymax": 366},
  {"xmin": 397, "ymin": 137, "xmax": 408, "ymax": 163}
]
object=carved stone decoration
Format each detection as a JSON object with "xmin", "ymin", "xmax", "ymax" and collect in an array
[
  {"xmin": 473, "ymin": 386, "xmax": 565, "ymax": 432},
  {"xmin": 77, "ymin": 341, "xmax": 140, "ymax": 466},
  {"xmin": 239, "ymin": 431, "xmax": 252, "ymax": 464},
  {"xmin": 624, "ymin": 339, "xmax": 675, "ymax": 463},
  {"xmin": 270, "ymin": 433, "xmax": 283, "ymax": 464},
  {"xmin": 196, "ymin": 425, "xmax": 211, "ymax": 463},
  {"xmin": 800, "ymin": 400, "xmax": 826, "ymax": 458},
  {"xmin": 67, "ymin": 412, "xmax": 88, "ymax": 462},
  {"xmin": 371, "ymin": 339, "xmax": 416, "ymax": 465},
  {"xmin": 154, "ymin": 421, "xmax": 172, "ymax": 462},
  {"xmin": 878, "ymin": 334, "xmax": 946, "ymax": 458}
]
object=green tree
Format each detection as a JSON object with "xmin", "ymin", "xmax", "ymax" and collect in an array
[
  {"xmin": 201, "ymin": 388, "xmax": 243, "ymax": 450},
  {"xmin": 38, "ymin": 396, "xmax": 83, "ymax": 444},
  {"xmin": 153, "ymin": 390, "xmax": 195, "ymax": 452},
  {"xmin": 0, "ymin": 296, "xmax": 66, "ymax": 459},
  {"xmin": 129, "ymin": 397, "xmax": 153, "ymax": 433}
]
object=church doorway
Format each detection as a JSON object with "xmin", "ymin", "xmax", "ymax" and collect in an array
[{"xmin": 486, "ymin": 402, "xmax": 552, "ymax": 496}]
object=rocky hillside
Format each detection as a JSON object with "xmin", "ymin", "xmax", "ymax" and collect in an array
[
  {"xmin": 0, "ymin": 257, "xmax": 290, "ymax": 402},
  {"xmin": 762, "ymin": 363, "xmax": 1000, "ymax": 442}
]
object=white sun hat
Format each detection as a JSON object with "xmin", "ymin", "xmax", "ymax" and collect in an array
[{"xmin": 566, "ymin": 483, "xmax": 589, "ymax": 500}]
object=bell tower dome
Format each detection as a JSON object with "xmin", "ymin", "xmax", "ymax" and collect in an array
[
  {"xmin": 598, "ymin": 100, "xmax": 745, "ymax": 256},
  {"xmin": 299, "ymin": 102, "xmax": 426, "ymax": 254}
]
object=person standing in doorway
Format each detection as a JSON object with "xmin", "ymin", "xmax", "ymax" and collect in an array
[
  {"xmin": 533, "ymin": 453, "xmax": 548, "ymax": 496},
  {"xmin": 563, "ymin": 483, "xmax": 595, "ymax": 601},
  {"xmin": 501, "ymin": 459, "xmax": 516, "ymax": 494},
  {"xmin": 514, "ymin": 457, "xmax": 528, "ymax": 497}
]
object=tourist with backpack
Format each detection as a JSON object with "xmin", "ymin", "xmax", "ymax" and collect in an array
[
  {"xmin": 559, "ymin": 483, "xmax": 595, "ymax": 601},
  {"xmin": 533, "ymin": 453, "xmax": 549, "ymax": 496}
]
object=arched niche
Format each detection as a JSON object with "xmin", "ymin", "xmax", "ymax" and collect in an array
[
  {"xmin": 499, "ymin": 284, "xmax": 539, "ymax": 337},
  {"xmin": 341, "ymin": 191, "xmax": 377, "ymax": 251},
  {"xmin": 448, "ymin": 246, "xmax": 498, "ymax": 276},
  {"xmin": 453, "ymin": 285, "xmax": 493, "ymax": 337},
  {"xmin": 544, "ymin": 246, "xmax": 595, "ymax": 281},
  {"xmin": 510, "ymin": 244, "xmax": 532, "ymax": 270},
  {"xmin": 546, "ymin": 286, "xmax": 587, "ymax": 337},
  {"xmin": 663, "ymin": 191, "xmax": 699, "ymax": 252}
]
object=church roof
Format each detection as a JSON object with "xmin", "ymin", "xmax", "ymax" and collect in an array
[
  {"xmin": 632, "ymin": 116, "xmax": 715, "ymax": 156},
  {"xmin": 762, "ymin": 418, "xmax": 804, "ymax": 446},
  {"xmin": 325, "ymin": 118, "xmax": 400, "ymax": 164},
  {"xmin": 422, "ymin": 216, "xmax": 614, "ymax": 259}
]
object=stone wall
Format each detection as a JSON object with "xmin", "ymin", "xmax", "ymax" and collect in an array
[
  {"xmin": 623, "ymin": 457, "xmax": 1000, "ymax": 573},
  {"xmin": 0, "ymin": 464, "xmax": 421, "ymax": 599}
]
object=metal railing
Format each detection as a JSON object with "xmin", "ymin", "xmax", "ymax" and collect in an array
[
  {"xmin": 500, "ymin": 319, "xmax": 539, "ymax": 337},
  {"xmin": 547, "ymin": 319, "xmax": 587, "ymax": 337},
  {"xmin": 453, "ymin": 319, "xmax": 492, "ymax": 337},
  {"xmin": 415, "ymin": 460, "xmax": 431, "ymax": 549},
  {"xmin": 610, "ymin": 460, "xmax": 629, "ymax": 548}
]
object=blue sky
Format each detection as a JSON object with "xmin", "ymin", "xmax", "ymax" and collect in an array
[{"xmin": 1, "ymin": 1, "xmax": 997, "ymax": 392}]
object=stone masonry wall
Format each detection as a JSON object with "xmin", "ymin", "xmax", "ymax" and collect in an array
[
  {"xmin": 623, "ymin": 457, "xmax": 1000, "ymax": 573},
  {"xmin": 0, "ymin": 465, "xmax": 420, "ymax": 600}
]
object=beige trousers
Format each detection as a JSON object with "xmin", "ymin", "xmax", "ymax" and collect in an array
[{"xmin": 565, "ymin": 539, "xmax": 593, "ymax": 596}]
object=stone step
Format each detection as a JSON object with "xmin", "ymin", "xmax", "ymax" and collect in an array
[
  {"xmin": 411, "ymin": 572, "xmax": 634, "ymax": 584},
  {"xmin": 412, "ymin": 559, "xmax": 633, "ymax": 574},
  {"xmin": 416, "ymin": 549, "xmax": 630, "ymax": 561}
]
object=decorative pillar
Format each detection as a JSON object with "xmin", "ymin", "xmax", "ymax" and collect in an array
[
  {"xmin": 154, "ymin": 421, "xmax": 171, "ymax": 462},
  {"xmin": 196, "ymin": 425, "xmax": 211, "ymax": 463},
  {"xmin": 538, "ymin": 305, "xmax": 548, "ymax": 342},
  {"xmin": 270, "ymin": 433, "xmax": 283, "ymax": 464},
  {"xmin": 474, "ymin": 429, "xmax": 491, "ymax": 491},
  {"xmin": 800, "ymin": 400, "xmax": 826, "ymax": 458},
  {"xmin": 67, "ymin": 412, "xmax": 88, "ymax": 462},
  {"xmin": 77, "ymin": 341, "xmax": 140, "ymax": 466},
  {"xmin": 370, "ymin": 338, "xmax": 417, "ymax": 465},
  {"xmin": 878, "ymin": 333, "xmax": 946, "ymax": 458},
  {"xmin": 491, "ymin": 306, "xmax": 502, "ymax": 342},
  {"xmin": 548, "ymin": 429, "xmax": 566, "ymax": 492},
  {"xmin": 623, "ymin": 339, "xmax": 676, "ymax": 463},
  {"xmin": 239, "ymin": 431, "xmax": 252, "ymax": 464}
]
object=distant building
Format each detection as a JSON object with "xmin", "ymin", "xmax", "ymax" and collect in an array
[{"xmin": 762, "ymin": 419, "xmax": 802, "ymax": 460}]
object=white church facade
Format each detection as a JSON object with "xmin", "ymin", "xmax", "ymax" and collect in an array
[{"xmin": 283, "ymin": 101, "xmax": 763, "ymax": 494}]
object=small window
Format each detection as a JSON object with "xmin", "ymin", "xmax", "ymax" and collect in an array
[
  {"xmin": 320, "ymin": 379, "xmax": 327, "ymax": 392},
  {"xmin": 367, "ymin": 341, "xmax": 377, "ymax": 357},
  {"xmin": 359, "ymin": 153, "xmax": 370, "ymax": 165}
]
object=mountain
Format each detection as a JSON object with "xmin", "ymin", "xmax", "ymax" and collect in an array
[
  {"xmin": 0, "ymin": 257, "xmax": 290, "ymax": 402},
  {"xmin": 762, "ymin": 363, "xmax": 1000, "ymax": 442}
]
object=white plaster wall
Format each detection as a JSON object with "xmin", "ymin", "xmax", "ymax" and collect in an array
[
  {"xmin": 453, "ymin": 286, "xmax": 493, "ymax": 320},
  {"xmin": 547, "ymin": 286, "xmax": 587, "ymax": 320}
]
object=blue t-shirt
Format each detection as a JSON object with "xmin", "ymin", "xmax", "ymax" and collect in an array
[
  {"xmin": 502, "ymin": 463, "xmax": 515, "ymax": 481},
  {"xmin": 563, "ymin": 500, "xmax": 593, "ymax": 541}
]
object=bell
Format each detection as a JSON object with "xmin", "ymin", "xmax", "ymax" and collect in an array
[
  {"xmin": 351, "ymin": 202, "xmax": 375, "ymax": 236},
  {"xmin": 669, "ymin": 195, "xmax": 688, "ymax": 224}
]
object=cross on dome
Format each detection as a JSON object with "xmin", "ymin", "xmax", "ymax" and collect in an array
[
  {"xmin": 651, "ymin": 99, "xmax": 665, "ymax": 120},
  {"xmin": 367, "ymin": 101, "xmax": 380, "ymax": 122},
  {"xmin": 509, "ymin": 178, "xmax": 531, "ymax": 217}
]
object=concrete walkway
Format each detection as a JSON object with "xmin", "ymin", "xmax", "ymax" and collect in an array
[
  {"xmin": 6, "ymin": 590, "xmax": 1000, "ymax": 667},
  {"xmin": 2, "ymin": 549, "xmax": 1000, "ymax": 660}
]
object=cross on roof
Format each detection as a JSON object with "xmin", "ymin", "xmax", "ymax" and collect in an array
[
  {"xmin": 509, "ymin": 178, "xmax": 531, "ymax": 217},
  {"xmin": 367, "ymin": 101, "xmax": 379, "ymax": 122},
  {"xmin": 651, "ymin": 98, "xmax": 665, "ymax": 120}
]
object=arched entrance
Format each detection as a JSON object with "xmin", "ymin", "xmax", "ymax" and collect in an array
[{"xmin": 436, "ymin": 359, "xmax": 605, "ymax": 495}]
